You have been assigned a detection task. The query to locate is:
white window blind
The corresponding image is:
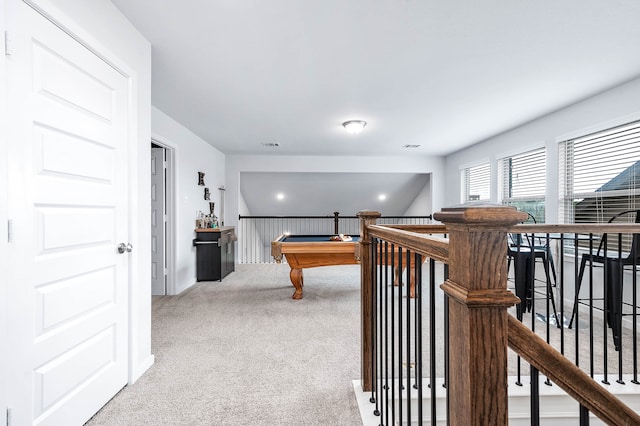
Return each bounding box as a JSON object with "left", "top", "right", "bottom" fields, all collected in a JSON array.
[
  {"left": 499, "top": 147, "right": 546, "bottom": 222},
  {"left": 559, "top": 120, "right": 640, "bottom": 224},
  {"left": 462, "top": 162, "right": 490, "bottom": 202}
]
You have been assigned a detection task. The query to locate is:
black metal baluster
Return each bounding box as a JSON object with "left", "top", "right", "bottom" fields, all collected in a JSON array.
[
  {"left": 603, "top": 234, "right": 610, "bottom": 385},
  {"left": 529, "top": 233, "right": 536, "bottom": 336},
  {"left": 587, "top": 234, "right": 595, "bottom": 379},
  {"left": 429, "top": 258, "right": 437, "bottom": 425},
  {"left": 574, "top": 234, "right": 580, "bottom": 368},
  {"left": 414, "top": 254, "right": 420, "bottom": 391},
  {"left": 531, "top": 366, "right": 540, "bottom": 426},
  {"left": 416, "top": 254, "right": 423, "bottom": 426},
  {"left": 373, "top": 239, "right": 382, "bottom": 419},
  {"left": 397, "top": 247, "right": 403, "bottom": 424},
  {"left": 559, "top": 235, "right": 565, "bottom": 356},
  {"left": 371, "top": 238, "right": 378, "bottom": 412},
  {"left": 390, "top": 244, "right": 396, "bottom": 425},
  {"left": 443, "top": 263, "right": 449, "bottom": 425},
  {"left": 575, "top": 234, "right": 590, "bottom": 420},
  {"left": 543, "top": 232, "right": 553, "bottom": 387},
  {"left": 515, "top": 234, "right": 523, "bottom": 387},
  {"left": 545, "top": 236, "right": 551, "bottom": 340},
  {"left": 633, "top": 248, "right": 639, "bottom": 385},
  {"left": 617, "top": 233, "right": 625, "bottom": 385},
  {"left": 579, "top": 404, "right": 590, "bottom": 425},
  {"left": 405, "top": 249, "right": 411, "bottom": 425},
  {"left": 383, "top": 241, "right": 390, "bottom": 426}
]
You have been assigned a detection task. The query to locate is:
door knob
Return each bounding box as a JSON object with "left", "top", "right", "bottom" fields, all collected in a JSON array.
[{"left": 118, "top": 243, "right": 133, "bottom": 254}]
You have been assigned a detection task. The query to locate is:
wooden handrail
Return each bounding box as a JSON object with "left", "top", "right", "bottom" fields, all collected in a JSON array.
[
  {"left": 359, "top": 206, "right": 640, "bottom": 424},
  {"left": 366, "top": 224, "right": 449, "bottom": 262},
  {"left": 510, "top": 223, "right": 640, "bottom": 234},
  {"left": 374, "top": 223, "right": 448, "bottom": 234},
  {"left": 508, "top": 315, "right": 640, "bottom": 425}
]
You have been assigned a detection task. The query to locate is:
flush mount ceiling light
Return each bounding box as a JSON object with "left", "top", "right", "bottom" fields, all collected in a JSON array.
[{"left": 342, "top": 120, "right": 367, "bottom": 134}]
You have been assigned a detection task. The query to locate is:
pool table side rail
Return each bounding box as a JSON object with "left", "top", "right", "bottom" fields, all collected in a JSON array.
[{"left": 271, "top": 234, "right": 361, "bottom": 263}]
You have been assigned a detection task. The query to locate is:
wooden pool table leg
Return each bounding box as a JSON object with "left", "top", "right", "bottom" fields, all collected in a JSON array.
[
  {"left": 290, "top": 267, "right": 304, "bottom": 300},
  {"left": 393, "top": 266, "right": 416, "bottom": 299},
  {"left": 408, "top": 268, "right": 416, "bottom": 299}
]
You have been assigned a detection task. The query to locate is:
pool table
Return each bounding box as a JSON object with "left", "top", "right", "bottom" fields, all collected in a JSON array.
[
  {"left": 271, "top": 234, "right": 419, "bottom": 300},
  {"left": 271, "top": 234, "right": 361, "bottom": 299}
]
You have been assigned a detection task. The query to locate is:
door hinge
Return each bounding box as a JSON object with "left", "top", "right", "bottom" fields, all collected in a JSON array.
[
  {"left": 7, "top": 220, "right": 13, "bottom": 243},
  {"left": 4, "top": 31, "right": 12, "bottom": 56}
]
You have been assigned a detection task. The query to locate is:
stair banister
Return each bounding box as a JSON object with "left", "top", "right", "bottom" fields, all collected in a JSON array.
[
  {"left": 358, "top": 209, "right": 381, "bottom": 392},
  {"left": 432, "top": 204, "right": 526, "bottom": 425}
]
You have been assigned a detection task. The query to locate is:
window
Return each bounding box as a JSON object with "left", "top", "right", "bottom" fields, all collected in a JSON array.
[
  {"left": 462, "top": 162, "right": 490, "bottom": 202},
  {"left": 499, "top": 147, "right": 546, "bottom": 223},
  {"left": 559, "top": 120, "right": 640, "bottom": 224}
]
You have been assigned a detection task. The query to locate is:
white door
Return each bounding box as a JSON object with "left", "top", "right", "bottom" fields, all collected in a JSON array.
[
  {"left": 6, "top": 1, "right": 130, "bottom": 424},
  {"left": 151, "top": 146, "right": 166, "bottom": 295}
]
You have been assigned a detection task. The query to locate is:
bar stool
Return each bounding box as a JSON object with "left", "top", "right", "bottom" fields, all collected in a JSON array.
[
  {"left": 508, "top": 213, "right": 558, "bottom": 322},
  {"left": 568, "top": 210, "right": 640, "bottom": 351}
]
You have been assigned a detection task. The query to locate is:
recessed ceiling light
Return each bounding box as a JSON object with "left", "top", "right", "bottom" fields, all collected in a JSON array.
[
  {"left": 276, "top": 193, "right": 285, "bottom": 200},
  {"left": 378, "top": 194, "right": 387, "bottom": 201},
  {"left": 342, "top": 120, "right": 367, "bottom": 134}
]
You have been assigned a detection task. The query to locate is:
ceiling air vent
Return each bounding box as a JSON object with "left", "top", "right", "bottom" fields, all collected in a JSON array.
[
  {"left": 403, "top": 144, "right": 421, "bottom": 149},
  {"left": 261, "top": 142, "right": 280, "bottom": 148}
]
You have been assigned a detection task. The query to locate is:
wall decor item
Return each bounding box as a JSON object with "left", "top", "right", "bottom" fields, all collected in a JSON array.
[
  {"left": 204, "top": 187, "right": 210, "bottom": 200},
  {"left": 218, "top": 186, "right": 225, "bottom": 226},
  {"left": 198, "top": 172, "right": 205, "bottom": 186},
  {"left": 209, "top": 202, "right": 215, "bottom": 214}
]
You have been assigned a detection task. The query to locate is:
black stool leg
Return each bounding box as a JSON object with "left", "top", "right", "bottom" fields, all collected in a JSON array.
[{"left": 568, "top": 255, "right": 589, "bottom": 329}]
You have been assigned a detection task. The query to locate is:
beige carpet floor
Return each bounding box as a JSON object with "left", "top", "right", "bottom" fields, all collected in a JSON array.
[
  {"left": 85, "top": 262, "right": 637, "bottom": 425},
  {"left": 86, "top": 263, "right": 365, "bottom": 426}
]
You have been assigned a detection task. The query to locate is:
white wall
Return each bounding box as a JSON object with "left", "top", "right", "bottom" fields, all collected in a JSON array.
[
  {"left": 152, "top": 107, "right": 226, "bottom": 294},
  {"left": 236, "top": 193, "right": 265, "bottom": 263},
  {"left": 1, "top": 0, "right": 153, "bottom": 383},
  {"left": 443, "top": 76, "right": 640, "bottom": 222},
  {"left": 226, "top": 154, "right": 445, "bottom": 228},
  {"left": 0, "top": 1, "right": 7, "bottom": 419},
  {"left": 403, "top": 176, "right": 432, "bottom": 217}
]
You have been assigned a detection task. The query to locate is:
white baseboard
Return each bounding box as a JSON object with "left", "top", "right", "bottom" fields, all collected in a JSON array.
[
  {"left": 354, "top": 375, "right": 640, "bottom": 425},
  {"left": 129, "top": 354, "right": 155, "bottom": 384}
]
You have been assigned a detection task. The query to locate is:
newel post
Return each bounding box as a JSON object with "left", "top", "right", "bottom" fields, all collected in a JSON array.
[
  {"left": 433, "top": 205, "right": 526, "bottom": 425},
  {"left": 358, "top": 210, "right": 381, "bottom": 392}
]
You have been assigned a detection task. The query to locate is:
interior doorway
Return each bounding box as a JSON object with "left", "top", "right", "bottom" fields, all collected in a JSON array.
[
  {"left": 151, "top": 141, "right": 175, "bottom": 295},
  {"left": 6, "top": 1, "right": 131, "bottom": 421}
]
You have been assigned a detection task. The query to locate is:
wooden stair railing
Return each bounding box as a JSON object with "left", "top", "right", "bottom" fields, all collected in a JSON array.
[
  {"left": 434, "top": 204, "right": 525, "bottom": 425},
  {"left": 508, "top": 315, "right": 640, "bottom": 425},
  {"left": 357, "top": 211, "right": 449, "bottom": 392},
  {"left": 358, "top": 205, "right": 640, "bottom": 425}
]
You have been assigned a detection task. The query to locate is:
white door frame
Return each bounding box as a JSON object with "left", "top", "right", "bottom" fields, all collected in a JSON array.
[
  {"left": 6, "top": 1, "right": 133, "bottom": 422},
  {"left": 11, "top": 0, "right": 154, "bottom": 388},
  {"left": 1, "top": 0, "right": 9, "bottom": 419},
  {"left": 151, "top": 137, "right": 177, "bottom": 295},
  {"left": 11, "top": 0, "right": 150, "bottom": 386}
]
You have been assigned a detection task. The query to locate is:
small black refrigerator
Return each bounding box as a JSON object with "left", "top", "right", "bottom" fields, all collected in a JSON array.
[{"left": 193, "top": 227, "right": 236, "bottom": 281}]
